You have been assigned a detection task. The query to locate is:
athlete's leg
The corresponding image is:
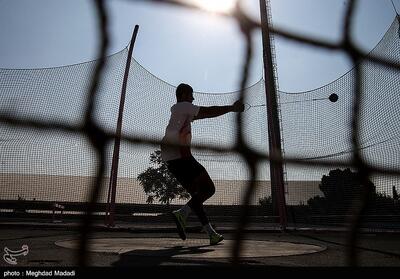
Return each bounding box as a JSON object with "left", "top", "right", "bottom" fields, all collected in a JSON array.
[
  {"left": 187, "top": 170, "right": 223, "bottom": 244},
  {"left": 187, "top": 170, "right": 215, "bottom": 225},
  {"left": 166, "top": 157, "right": 222, "bottom": 244}
]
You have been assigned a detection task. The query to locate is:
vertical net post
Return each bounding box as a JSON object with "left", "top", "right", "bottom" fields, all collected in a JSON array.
[
  {"left": 105, "top": 25, "right": 140, "bottom": 227},
  {"left": 259, "top": 0, "right": 287, "bottom": 229}
]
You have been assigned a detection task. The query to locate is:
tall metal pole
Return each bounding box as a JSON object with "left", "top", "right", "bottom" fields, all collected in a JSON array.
[
  {"left": 259, "top": 0, "right": 287, "bottom": 229},
  {"left": 106, "top": 25, "right": 139, "bottom": 227}
]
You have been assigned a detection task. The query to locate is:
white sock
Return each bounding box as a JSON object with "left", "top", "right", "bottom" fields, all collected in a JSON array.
[
  {"left": 203, "top": 223, "right": 217, "bottom": 236},
  {"left": 178, "top": 203, "right": 191, "bottom": 220}
]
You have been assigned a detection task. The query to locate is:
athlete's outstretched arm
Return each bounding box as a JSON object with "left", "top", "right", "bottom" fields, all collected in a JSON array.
[{"left": 194, "top": 100, "right": 244, "bottom": 120}]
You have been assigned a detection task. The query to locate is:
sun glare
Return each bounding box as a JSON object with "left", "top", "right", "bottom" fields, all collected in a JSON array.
[{"left": 191, "top": 0, "right": 237, "bottom": 14}]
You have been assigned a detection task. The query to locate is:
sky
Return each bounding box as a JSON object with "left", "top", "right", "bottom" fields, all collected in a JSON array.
[{"left": 0, "top": 0, "right": 398, "bottom": 93}]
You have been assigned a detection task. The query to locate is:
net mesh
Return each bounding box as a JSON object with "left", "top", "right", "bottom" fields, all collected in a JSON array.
[
  {"left": 0, "top": 15, "right": 399, "bottom": 227},
  {"left": 280, "top": 17, "right": 400, "bottom": 220}
]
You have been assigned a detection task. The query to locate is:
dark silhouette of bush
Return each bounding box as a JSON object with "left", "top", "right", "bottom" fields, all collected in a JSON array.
[
  {"left": 258, "top": 196, "right": 273, "bottom": 214},
  {"left": 307, "top": 168, "right": 399, "bottom": 215}
]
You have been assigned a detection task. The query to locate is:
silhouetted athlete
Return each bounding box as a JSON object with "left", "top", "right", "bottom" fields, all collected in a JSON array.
[{"left": 161, "top": 83, "right": 244, "bottom": 245}]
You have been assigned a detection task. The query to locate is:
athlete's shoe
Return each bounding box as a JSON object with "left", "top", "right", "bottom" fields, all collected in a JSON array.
[
  {"left": 172, "top": 210, "right": 186, "bottom": 240},
  {"left": 209, "top": 233, "right": 224, "bottom": 245}
]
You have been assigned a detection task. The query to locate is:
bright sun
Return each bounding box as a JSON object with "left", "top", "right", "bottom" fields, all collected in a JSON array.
[{"left": 191, "top": 0, "right": 237, "bottom": 14}]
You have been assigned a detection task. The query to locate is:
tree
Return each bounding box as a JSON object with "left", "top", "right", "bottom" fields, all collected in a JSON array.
[
  {"left": 259, "top": 196, "right": 272, "bottom": 207},
  {"left": 137, "top": 150, "right": 190, "bottom": 205},
  {"left": 259, "top": 196, "right": 273, "bottom": 214},
  {"left": 299, "top": 168, "right": 400, "bottom": 221},
  {"left": 307, "top": 168, "right": 377, "bottom": 214}
]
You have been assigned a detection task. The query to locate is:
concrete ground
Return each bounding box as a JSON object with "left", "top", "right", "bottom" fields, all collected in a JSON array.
[{"left": 1, "top": 221, "right": 400, "bottom": 270}]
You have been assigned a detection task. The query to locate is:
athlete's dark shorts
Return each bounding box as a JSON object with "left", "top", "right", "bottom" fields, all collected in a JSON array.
[{"left": 166, "top": 156, "right": 206, "bottom": 191}]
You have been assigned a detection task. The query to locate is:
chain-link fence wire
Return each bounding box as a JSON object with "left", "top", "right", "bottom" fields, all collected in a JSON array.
[{"left": 1, "top": 0, "right": 400, "bottom": 266}]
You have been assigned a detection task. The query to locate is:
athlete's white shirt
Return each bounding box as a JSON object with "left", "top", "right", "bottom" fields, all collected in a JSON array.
[{"left": 161, "top": 102, "right": 200, "bottom": 161}]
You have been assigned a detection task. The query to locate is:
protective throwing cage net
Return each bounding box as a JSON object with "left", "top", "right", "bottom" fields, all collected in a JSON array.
[{"left": 0, "top": 16, "right": 399, "bottom": 227}]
